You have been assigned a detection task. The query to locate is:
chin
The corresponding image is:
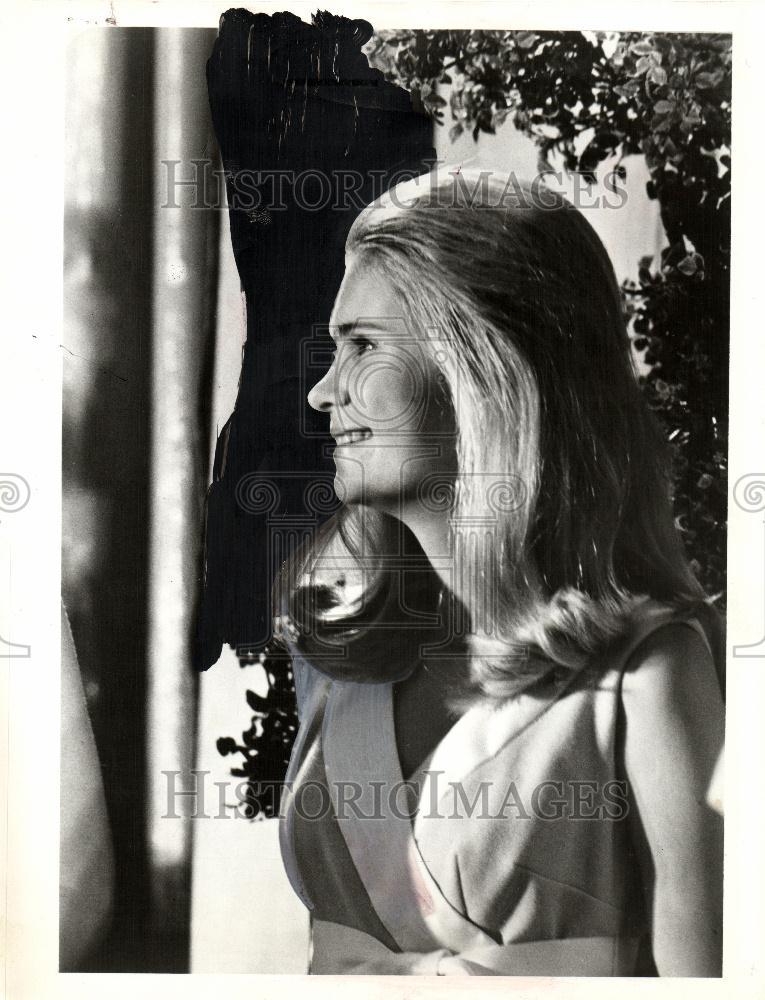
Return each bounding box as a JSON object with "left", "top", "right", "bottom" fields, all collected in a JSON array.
[
  {"left": 333, "top": 468, "right": 416, "bottom": 510},
  {"left": 333, "top": 472, "right": 361, "bottom": 506}
]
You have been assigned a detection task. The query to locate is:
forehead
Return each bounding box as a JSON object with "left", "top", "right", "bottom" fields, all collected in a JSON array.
[{"left": 330, "top": 256, "right": 405, "bottom": 327}]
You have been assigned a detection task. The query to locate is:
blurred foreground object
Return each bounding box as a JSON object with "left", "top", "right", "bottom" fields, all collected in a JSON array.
[
  {"left": 707, "top": 744, "right": 724, "bottom": 815},
  {"left": 60, "top": 599, "right": 115, "bottom": 969}
]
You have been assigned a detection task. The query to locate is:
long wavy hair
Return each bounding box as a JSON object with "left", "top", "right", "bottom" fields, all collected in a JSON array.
[{"left": 274, "top": 168, "right": 722, "bottom": 704}]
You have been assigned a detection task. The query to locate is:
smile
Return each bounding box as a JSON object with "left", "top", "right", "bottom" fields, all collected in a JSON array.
[{"left": 334, "top": 428, "right": 373, "bottom": 446}]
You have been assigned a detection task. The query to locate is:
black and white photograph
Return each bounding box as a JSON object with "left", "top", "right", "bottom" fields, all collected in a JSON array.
[{"left": 3, "top": 1, "right": 764, "bottom": 994}]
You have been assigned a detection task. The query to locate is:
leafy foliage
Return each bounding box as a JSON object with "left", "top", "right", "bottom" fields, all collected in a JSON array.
[
  {"left": 367, "top": 29, "right": 730, "bottom": 605},
  {"left": 217, "top": 641, "right": 297, "bottom": 819}
]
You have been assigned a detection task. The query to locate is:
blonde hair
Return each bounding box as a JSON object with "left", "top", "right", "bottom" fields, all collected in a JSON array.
[{"left": 276, "top": 169, "right": 721, "bottom": 702}]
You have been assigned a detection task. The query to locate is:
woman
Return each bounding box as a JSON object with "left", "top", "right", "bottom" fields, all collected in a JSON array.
[{"left": 274, "top": 169, "right": 724, "bottom": 976}]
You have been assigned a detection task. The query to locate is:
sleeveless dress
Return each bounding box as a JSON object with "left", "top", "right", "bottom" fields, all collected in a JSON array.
[{"left": 278, "top": 604, "right": 717, "bottom": 976}]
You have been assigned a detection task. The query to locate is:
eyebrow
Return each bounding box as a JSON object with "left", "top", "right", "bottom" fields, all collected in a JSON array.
[{"left": 329, "top": 319, "right": 401, "bottom": 340}]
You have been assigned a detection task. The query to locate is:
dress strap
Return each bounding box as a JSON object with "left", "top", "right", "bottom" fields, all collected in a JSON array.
[{"left": 610, "top": 605, "right": 715, "bottom": 679}]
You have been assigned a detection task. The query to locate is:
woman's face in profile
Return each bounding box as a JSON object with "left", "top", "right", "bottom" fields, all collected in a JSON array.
[{"left": 308, "top": 255, "right": 456, "bottom": 510}]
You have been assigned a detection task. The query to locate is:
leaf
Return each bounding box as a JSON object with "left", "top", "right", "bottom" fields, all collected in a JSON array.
[
  {"left": 677, "top": 254, "right": 698, "bottom": 276},
  {"left": 653, "top": 99, "right": 674, "bottom": 114},
  {"left": 424, "top": 91, "right": 447, "bottom": 107},
  {"left": 634, "top": 55, "right": 653, "bottom": 76},
  {"left": 449, "top": 122, "right": 464, "bottom": 142},
  {"left": 515, "top": 31, "right": 539, "bottom": 49},
  {"left": 648, "top": 65, "right": 668, "bottom": 86},
  {"left": 216, "top": 737, "right": 238, "bottom": 757},
  {"left": 538, "top": 122, "right": 561, "bottom": 139},
  {"left": 695, "top": 70, "right": 720, "bottom": 89},
  {"left": 246, "top": 690, "right": 270, "bottom": 713},
  {"left": 630, "top": 39, "right": 655, "bottom": 55}
]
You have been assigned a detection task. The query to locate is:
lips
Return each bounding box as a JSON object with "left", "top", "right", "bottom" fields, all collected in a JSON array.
[{"left": 333, "top": 427, "right": 373, "bottom": 446}]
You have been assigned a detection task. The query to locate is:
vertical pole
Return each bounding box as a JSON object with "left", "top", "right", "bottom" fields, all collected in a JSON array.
[{"left": 146, "top": 26, "right": 218, "bottom": 968}]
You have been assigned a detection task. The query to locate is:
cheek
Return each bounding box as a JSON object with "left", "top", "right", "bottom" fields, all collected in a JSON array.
[{"left": 352, "top": 363, "right": 421, "bottom": 429}]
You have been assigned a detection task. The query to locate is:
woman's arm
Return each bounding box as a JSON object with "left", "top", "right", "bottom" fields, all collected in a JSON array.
[{"left": 621, "top": 622, "right": 724, "bottom": 977}]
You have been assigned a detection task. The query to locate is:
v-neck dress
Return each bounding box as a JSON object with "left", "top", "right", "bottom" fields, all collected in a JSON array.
[{"left": 277, "top": 604, "right": 716, "bottom": 976}]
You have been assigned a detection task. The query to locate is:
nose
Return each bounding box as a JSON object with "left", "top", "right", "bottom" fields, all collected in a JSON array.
[{"left": 307, "top": 352, "right": 347, "bottom": 413}]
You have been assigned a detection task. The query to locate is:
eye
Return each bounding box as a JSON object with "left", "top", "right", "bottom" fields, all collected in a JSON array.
[
  {"left": 350, "top": 336, "right": 376, "bottom": 355},
  {"left": 327, "top": 336, "right": 376, "bottom": 365}
]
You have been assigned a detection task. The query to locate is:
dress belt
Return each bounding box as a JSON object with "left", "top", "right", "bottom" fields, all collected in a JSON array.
[{"left": 310, "top": 918, "right": 639, "bottom": 976}]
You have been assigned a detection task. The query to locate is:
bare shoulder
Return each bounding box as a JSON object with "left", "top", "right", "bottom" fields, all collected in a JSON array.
[
  {"left": 620, "top": 618, "right": 724, "bottom": 788},
  {"left": 617, "top": 618, "right": 724, "bottom": 977},
  {"left": 621, "top": 619, "right": 721, "bottom": 712}
]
